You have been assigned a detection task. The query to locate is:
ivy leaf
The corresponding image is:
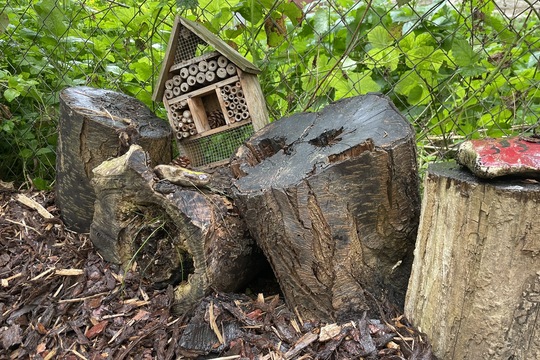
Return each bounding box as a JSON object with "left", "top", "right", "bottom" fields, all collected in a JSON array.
[
  {"left": 4, "top": 88, "right": 20, "bottom": 102},
  {"left": 451, "top": 39, "right": 480, "bottom": 67}
]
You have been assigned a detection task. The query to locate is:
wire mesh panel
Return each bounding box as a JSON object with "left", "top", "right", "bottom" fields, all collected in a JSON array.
[
  {"left": 174, "top": 25, "right": 212, "bottom": 63},
  {"left": 177, "top": 123, "right": 254, "bottom": 168}
]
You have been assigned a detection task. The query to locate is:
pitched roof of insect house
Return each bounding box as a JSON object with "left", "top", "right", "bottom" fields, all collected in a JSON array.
[{"left": 153, "top": 16, "right": 261, "bottom": 102}]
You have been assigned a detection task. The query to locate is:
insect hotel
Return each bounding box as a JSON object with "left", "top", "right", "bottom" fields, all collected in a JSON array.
[{"left": 153, "top": 16, "right": 270, "bottom": 168}]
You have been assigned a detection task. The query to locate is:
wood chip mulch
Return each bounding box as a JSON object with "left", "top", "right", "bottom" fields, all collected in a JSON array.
[{"left": 0, "top": 191, "right": 437, "bottom": 360}]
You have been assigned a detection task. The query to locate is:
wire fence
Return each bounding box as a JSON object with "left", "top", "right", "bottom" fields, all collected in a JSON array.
[{"left": 1, "top": 0, "right": 539, "bottom": 188}]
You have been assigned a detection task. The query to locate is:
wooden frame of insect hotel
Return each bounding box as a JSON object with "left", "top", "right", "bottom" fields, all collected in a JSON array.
[{"left": 153, "top": 16, "right": 270, "bottom": 168}]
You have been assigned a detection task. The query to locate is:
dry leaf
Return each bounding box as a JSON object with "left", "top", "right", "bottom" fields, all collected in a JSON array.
[{"left": 85, "top": 320, "right": 109, "bottom": 339}]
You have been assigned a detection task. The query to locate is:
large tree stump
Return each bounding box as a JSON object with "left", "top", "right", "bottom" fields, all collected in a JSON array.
[
  {"left": 231, "top": 94, "right": 420, "bottom": 322},
  {"left": 56, "top": 86, "right": 172, "bottom": 233},
  {"left": 405, "top": 162, "right": 540, "bottom": 359},
  {"left": 90, "top": 145, "right": 261, "bottom": 313}
]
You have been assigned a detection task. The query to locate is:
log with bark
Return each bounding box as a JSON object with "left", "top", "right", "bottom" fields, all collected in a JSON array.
[
  {"left": 405, "top": 162, "right": 540, "bottom": 359},
  {"left": 230, "top": 94, "right": 421, "bottom": 322},
  {"left": 56, "top": 86, "right": 172, "bottom": 233},
  {"left": 89, "top": 145, "right": 262, "bottom": 313}
]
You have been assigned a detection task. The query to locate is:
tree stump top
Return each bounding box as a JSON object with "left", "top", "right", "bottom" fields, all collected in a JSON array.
[
  {"left": 231, "top": 94, "right": 415, "bottom": 191},
  {"left": 429, "top": 161, "right": 540, "bottom": 193},
  {"left": 231, "top": 94, "right": 420, "bottom": 321},
  {"left": 60, "top": 86, "right": 170, "bottom": 138}
]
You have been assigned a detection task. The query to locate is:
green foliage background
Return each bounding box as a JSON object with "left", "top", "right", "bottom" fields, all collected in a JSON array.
[{"left": 0, "top": 0, "right": 538, "bottom": 189}]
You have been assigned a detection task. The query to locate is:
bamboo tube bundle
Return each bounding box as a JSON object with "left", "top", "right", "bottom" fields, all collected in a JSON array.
[
  {"left": 165, "top": 73, "right": 196, "bottom": 99},
  {"left": 220, "top": 82, "right": 250, "bottom": 123},
  {"left": 167, "top": 100, "right": 196, "bottom": 140}
]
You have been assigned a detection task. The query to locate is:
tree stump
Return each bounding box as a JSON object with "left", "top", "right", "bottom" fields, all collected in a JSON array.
[
  {"left": 405, "top": 162, "right": 540, "bottom": 360},
  {"left": 56, "top": 86, "right": 172, "bottom": 233},
  {"left": 231, "top": 94, "right": 421, "bottom": 322},
  {"left": 90, "top": 145, "right": 261, "bottom": 313}
]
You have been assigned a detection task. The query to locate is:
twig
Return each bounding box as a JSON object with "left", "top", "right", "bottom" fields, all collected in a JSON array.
[
  {"left": 3, "top": 218, "right": 41, "bottom": 235},
  {"left": 15, "top": 193, "right": 54, "bottom": 219},
  {"left": 1, "top": 272, "right": 22, "bottom": 287},
  {"left": 105, "top": 0, "right": 129, "bottom": 8},
  {"left": 58, "top": 291, "right": 115, "bottom": 304},
  {"left": 30, "top": 267, "right": 56, "bottom": 281}
]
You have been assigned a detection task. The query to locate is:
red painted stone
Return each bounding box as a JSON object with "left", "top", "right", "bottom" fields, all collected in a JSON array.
[{"left": 456, "top": 136, "right": 540, "bottom": 178}]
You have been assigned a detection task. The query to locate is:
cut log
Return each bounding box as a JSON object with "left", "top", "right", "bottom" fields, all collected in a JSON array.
[
  {"left": 231, "top": 94, "right": 421, "bottom": 322},
  {"left": 90, "top": 145, "right": 261, "bottom": 313},
  {"left": 56, "top": 86, "right": 172, "bottom": 233},
  {"left": 405, "top": 162, "right": 540, "bottom": 360}
]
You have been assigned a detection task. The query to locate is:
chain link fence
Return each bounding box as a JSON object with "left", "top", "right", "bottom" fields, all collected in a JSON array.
[{"left": 1, "top": 0, "right": 539, "bottom": 188}]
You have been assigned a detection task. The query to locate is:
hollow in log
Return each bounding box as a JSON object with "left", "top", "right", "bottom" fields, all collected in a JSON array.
[
  {"left": 90, "top": 145, "right": 261, "bottom": 313},
  {"left": 405, "top": 162, "right": 540, "bottom": 359},
  {"left": 231, "top": 94, "right": 421, "bottom": 322}
]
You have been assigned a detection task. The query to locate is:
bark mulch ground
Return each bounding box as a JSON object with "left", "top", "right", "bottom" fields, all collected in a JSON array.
[{"left": 0, "top": 190, "right": 436, "bottom": 359}]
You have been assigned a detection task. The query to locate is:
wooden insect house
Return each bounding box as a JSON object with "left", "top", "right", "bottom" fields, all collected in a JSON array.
[{"left": 153, "top": 16, "right": 270, "bottom": 168}]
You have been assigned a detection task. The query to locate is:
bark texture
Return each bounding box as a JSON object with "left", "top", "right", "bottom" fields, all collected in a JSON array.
[
  {"left": 56, "top": 86, "right": 172, "bottom": 232},
  {"left": 231, "top": 94, "right": 420, "bottom": 322},
  {"left": 405, "top": 162, "right": 540, "bottom": 360},
  {"left": 90, "top": 145, "right": 261, "bottom": 313}
]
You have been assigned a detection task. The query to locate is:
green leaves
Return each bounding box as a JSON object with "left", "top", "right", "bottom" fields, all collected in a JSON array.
[
  {"left": 34, "top": 0, "right": 67, "bottom": 38},
  {"left": 0, "top": 12, "right": 8, "bottom": 34},
  {"left": 451, "top": 39, "right": 480, "bottom": 67},
  {"left": 368, "top": 26, "right": 394, "bottom": 49},
  {"left": 3, "top": 88, "right": 19, "bottom": 102},
  {"left": 2, "top": 0, "right": 539, "bottom": 187}
]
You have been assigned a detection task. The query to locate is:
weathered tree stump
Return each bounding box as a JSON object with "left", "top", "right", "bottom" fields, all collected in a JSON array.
[
  {"left": 56, "top": 86, "right": 172, "bottom": 233},
  {"left": 405, "top": 162, "right": 540, "bottom": 360},
  {"left": 231, "top": 94, "right": 420, "bottom": 322},
  {"left": 90, "top": 145, "right": 261, "bottom": 313}
]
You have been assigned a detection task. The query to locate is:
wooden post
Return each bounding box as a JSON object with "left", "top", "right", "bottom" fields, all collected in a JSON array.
[{"left": 405, "top": 162, "right": 540, "bottom": 360}]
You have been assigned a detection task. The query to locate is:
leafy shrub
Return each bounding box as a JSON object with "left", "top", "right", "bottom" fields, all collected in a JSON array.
[{"left": 0, "top": 0, "right": 538, "bottom": 187}]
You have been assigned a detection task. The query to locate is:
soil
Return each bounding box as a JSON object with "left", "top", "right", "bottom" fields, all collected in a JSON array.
[{"left": 0, "top": 190, "right": 436, "bottom": 359}]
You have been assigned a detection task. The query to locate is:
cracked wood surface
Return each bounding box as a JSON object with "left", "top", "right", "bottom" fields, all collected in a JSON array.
[{"left": 231, "top": 94, "right": 421, "bottom": 322}]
